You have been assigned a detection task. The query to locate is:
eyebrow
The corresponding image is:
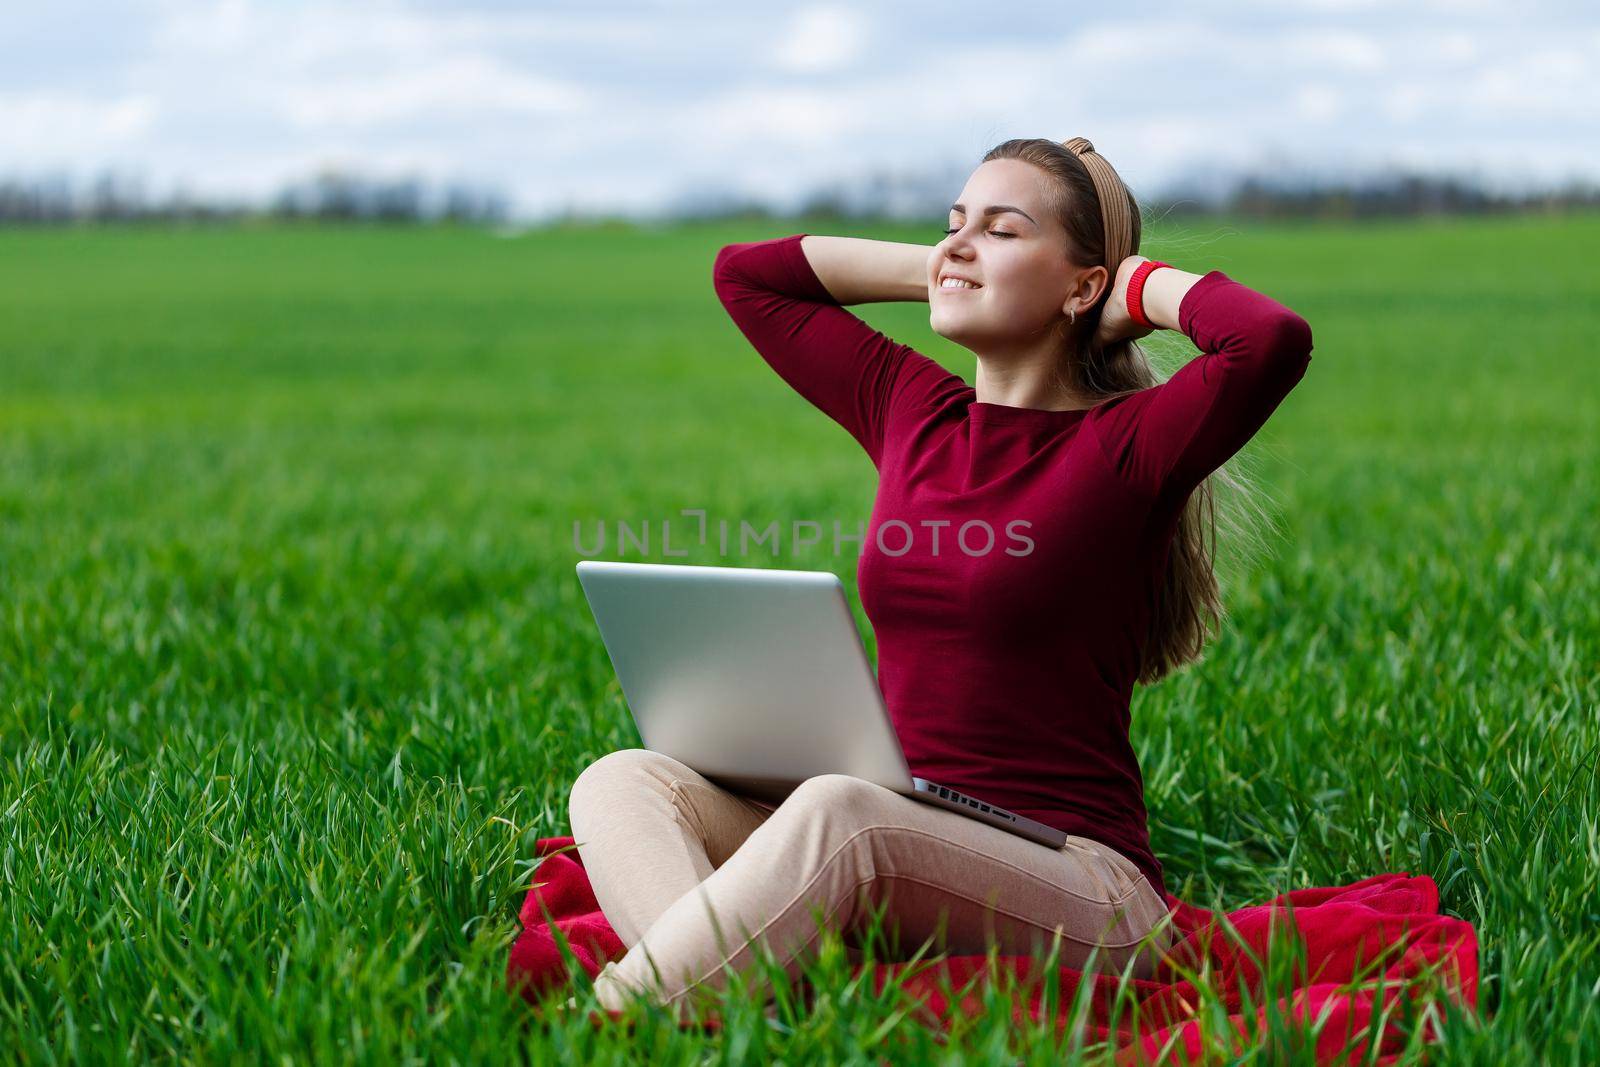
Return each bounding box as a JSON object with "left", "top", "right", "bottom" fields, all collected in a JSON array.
[{"left": 949, "top": 203, "right": 1038, "bottom": 226}]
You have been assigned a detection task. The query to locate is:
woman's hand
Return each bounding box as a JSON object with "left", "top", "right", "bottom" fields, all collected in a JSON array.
[{"left": 1094, "top": 255, "right": 1158, "bottom": 348}]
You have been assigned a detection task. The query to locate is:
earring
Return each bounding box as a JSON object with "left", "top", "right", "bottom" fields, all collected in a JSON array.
[{"left": 1069, "top": 307, "right": 1077, "bottom": 325}]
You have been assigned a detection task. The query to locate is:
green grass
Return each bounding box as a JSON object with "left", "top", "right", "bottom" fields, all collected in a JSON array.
[{"left": 2, "top": 212, "right": 1597, "bottom": 1063}]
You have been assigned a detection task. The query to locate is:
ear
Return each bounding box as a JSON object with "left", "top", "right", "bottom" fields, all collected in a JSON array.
[{"left": 1078, "top": 264, "right": 1110, "bottom": 308}]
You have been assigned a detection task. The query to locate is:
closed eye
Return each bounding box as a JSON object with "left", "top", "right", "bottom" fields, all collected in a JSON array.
[{"left": 942, "top": 228, "right": 1016, "bottom": 238}]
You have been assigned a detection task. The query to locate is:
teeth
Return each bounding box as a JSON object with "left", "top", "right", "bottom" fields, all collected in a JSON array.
[{"left": 941, "top": 278, "right": 979, "bottom": 289}]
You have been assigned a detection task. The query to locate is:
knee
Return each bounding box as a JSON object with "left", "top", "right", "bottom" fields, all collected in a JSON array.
[
  {"left": 751, "top": 775, "right": 898, "bottom": 886},
  {"left": 775, "top": 774, "right": 893, "bottom": 837},
  {"left": 789, "top": 773, "right": 884, "bottom": 809},
  {"left": 569, "top": 747, "right": 684, "bottom": 815}
]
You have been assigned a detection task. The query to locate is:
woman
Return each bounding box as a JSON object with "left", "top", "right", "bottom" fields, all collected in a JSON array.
[{"left": 567, "top": 136, "right": 1315, "bottom": 1014}]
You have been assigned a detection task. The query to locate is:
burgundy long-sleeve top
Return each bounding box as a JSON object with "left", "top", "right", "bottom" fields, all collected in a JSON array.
[{"left": 712, "top": 233, "right": 1314, "bottom": 903}]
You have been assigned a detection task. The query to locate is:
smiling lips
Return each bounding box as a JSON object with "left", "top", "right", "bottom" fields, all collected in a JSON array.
[{"left": 938, "top": 274, "right": 983, "bottom": 293}]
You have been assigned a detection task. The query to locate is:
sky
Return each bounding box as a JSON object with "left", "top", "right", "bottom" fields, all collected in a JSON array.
[{"left": 3, "top": 0, "right": 1597, "bottom": 220}]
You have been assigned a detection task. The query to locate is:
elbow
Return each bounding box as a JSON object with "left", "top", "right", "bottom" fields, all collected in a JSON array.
[
  {"left": 712, "top": 243, "right": 736, "bottom": 282},
  {"left": 1260, "top": 307, "right": 1312, "bottom": 385},
  {"left": 1271, "top": 311, "right": 1314, "bottom": 370},
  {"left": 712, "top": 242, "right": 750, "bottom": 295}
]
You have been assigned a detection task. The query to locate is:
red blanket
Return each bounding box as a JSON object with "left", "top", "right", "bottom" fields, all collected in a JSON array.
[{"left": 508, "top": 837, "right": 1479, "bottom": 1063}]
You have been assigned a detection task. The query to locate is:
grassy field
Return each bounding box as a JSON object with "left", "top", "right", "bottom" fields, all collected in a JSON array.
[{"left": 2, "top": 213, "right": 1597, "bottom": 1063}]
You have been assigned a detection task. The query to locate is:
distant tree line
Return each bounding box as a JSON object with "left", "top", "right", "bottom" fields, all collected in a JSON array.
[
  {"left": 674, "top": 163, "right": 1600, "bottom": 224},
  {"left": 5, "top": 163, "right": 1598, "bottom": 227},
  {"left": 0, "top": 169, "right": 509, "bottom": 225},
  {"left": 1155, "top": 169, "right": 1600, "bottom": 221}
]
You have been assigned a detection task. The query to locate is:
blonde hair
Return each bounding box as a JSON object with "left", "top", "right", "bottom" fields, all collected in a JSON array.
[{"left": 981, "top": 136, "right": 1280, "bottom": 683}]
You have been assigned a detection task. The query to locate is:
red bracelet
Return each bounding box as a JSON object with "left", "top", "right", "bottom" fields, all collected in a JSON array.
[{"left": 1125, "top": 259, "right": 1172, "bottom": 330}]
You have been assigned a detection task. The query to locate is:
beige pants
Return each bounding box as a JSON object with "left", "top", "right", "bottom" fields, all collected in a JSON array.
[{"left": 568, "top": 748, "right": 1176, "bottom": 1013}]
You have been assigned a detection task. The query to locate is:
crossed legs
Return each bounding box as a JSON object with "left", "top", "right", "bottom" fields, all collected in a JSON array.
[{"left": 568, "top": 748, "right": 1173, "bottom": 1013}]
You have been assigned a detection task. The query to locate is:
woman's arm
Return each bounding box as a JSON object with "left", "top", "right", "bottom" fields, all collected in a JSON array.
[
  {"left": 1139, "top": 265, "right": 1207, "bottom": 331},
  {"left": 713, "top": 234, "right": 960, "bottom": 467},
  {"left": 1094, "top": 255, "right": 1205, "bottom": 345},
  {"left": 798, "top": 236, "right": 931, "bottom": 305},
  {"left": 1088, "top": 257, "right": 1315, "bottom": 505}
]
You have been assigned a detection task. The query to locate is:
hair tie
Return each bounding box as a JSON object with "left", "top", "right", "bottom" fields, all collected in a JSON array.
[{"left": 1061, "top": 137, "right": 1136, "bottom": 274}]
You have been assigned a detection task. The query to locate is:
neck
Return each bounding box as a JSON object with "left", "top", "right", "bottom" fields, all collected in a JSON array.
[{"left": 973, "top": 343, "right": 1095, "bottom": 411}]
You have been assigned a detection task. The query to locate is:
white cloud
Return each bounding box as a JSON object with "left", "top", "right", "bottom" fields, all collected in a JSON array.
[
  {"left": 0, "top": 92, "right": 158, "bottom": 161},
  {"left": 277, "top": 56, "right": 589, "bottom": 129},
  {"left": 698, "top": 86, "right": 865, "bottom": 148},
  {"left": 3, "top": 2, "right": 1597, "bottom": 217},
  {"left": 1465, "top": 47, "right": 1598, "bottom": 117},
  {"left": 1431, "top": 30, "right": 1481, "bottom": 64},
  {"left": 1293, "top": 84, "right": 1346, "bottom": 122},
  {"left": 1381, "top": 83, "right": 1433, "bottom": 123},
  {"left": 1283, "top": 29, "right": 1386, "bottom": 72},
  {"left": 773, "top": 5, "right": 869, "bottom": 74}
]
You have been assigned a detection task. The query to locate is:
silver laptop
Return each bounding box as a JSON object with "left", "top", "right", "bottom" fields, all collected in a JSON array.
[{"left": 574, "top": 559, "right": 1068, "bottom": 849}]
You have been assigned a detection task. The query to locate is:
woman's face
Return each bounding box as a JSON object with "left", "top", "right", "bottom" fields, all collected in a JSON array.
[{"left": 927, "top": 159, "right": 1101, "bottom": 352}]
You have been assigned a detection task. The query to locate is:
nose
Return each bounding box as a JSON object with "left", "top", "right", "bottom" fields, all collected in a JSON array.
[{"left": 940, "top": 236, "right": 974, "bottom": 265}]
